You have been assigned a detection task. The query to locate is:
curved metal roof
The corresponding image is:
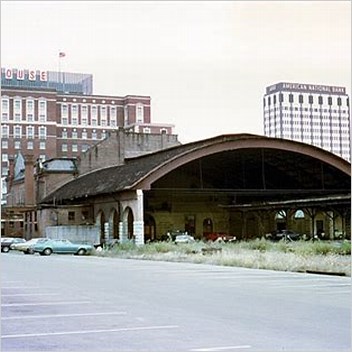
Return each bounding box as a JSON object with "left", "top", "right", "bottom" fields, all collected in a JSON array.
[{"left": 41, "top": 134, "right": 351, "bottom": 205}]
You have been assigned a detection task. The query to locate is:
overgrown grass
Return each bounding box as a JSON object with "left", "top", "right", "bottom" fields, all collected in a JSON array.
[{"left": 94, "top": 239, "right": 351, "bottom": 276}]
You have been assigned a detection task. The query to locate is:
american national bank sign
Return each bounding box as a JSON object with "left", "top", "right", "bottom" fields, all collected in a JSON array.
[{"left": 3, "top": 68, "right": 48, "bottom": 82}]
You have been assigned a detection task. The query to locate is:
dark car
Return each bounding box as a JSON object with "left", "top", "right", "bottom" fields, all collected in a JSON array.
[
  {"left": 265, "top": 230, "right": 301, "bottom": 242},
  {"left": 1, "top": 237, "right": 26, "bottom": 253}
]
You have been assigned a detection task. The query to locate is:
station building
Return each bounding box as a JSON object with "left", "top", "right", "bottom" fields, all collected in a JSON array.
[{"left": 4, "top": 132, "right": 351, "bottom": 243}]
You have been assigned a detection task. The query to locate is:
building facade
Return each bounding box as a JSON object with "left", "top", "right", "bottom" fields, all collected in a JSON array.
[
  {"left": 1, "top": 67, "right": 176, "bottom": 204},
  {"left": 263, "top": 82, "right": 350, "bottom": 162}
]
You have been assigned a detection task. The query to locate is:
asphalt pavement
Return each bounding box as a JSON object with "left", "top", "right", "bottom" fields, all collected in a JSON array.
[{"left": 1, "top": 252, "right": 351, "bottom": 352}]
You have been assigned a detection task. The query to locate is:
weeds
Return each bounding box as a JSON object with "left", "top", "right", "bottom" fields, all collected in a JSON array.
[{"left": 94, "top": 239, "right": 351, "bottom": 276}]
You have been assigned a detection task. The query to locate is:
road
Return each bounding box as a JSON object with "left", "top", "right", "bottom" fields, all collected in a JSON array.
[{"left": 1, "top": 252, "right": 351, "bottom": 352}]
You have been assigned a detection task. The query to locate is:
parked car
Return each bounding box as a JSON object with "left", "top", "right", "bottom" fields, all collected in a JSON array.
[
  {"left": 174, "top": 234, "right": 195, "bottom": 244},
  {"left": 204, "top": 232, "right": 236, "bottom": 242},
  {"left": 1, "top": 238, "right": 26, "bottom": 253},
  {"left": 265, "top": 229, "right": 301, "bottom": 242},
  {"left": 32, "top": 239, "right": 94, "bottom": 256},
  {"left": 11, "top": 238, "right": 49, "bottom": 254}
]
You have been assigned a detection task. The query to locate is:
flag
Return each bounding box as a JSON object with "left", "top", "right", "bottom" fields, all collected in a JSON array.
[{"left": 59, "top": 52, "right": 66, "bottom": 58}]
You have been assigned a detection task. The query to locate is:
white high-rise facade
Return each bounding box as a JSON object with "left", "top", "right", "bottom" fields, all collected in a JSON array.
[{"left": 263, "top": 82, "right": 350, "bottom": 162}]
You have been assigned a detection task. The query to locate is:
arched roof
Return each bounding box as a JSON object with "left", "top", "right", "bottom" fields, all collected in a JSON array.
[{"left": 41, "top": 134, "right": 350, "bottom": 205}]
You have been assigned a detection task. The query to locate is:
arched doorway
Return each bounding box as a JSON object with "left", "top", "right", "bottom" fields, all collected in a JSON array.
[
  {"left": 203, "top": 218, "right": 213, "bottom": 237},
  {"left": 96, "top": 210, "right": 106, "bottom": 244},
  {"left": 109, "top": 208, "right": 119, "bottom": 240},
  {"left": 123, "top": 207, "right": 134, "bottom": 240},
  {"left": 144, "top": 213, "right": 156, "bottom": 242}
]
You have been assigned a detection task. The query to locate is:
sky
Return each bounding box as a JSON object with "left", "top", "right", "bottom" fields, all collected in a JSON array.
[{"left": 1, "top": 1, "right": 351, "bottom": 144}]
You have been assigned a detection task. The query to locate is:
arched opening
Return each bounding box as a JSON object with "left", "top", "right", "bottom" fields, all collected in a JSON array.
[
  {"left": 96, "top": 210, "right": 106, "bottom": 244},
  {"left": 144, "top": 213, "right": 156, "bottom": 242},
  {"left": 109, "top": 208, "right": 119, "bottom": 240},
  {"left": 275, "top": 210, "right": 286, "bottom": 231},
  {"left": 126, "top": 207, "right": 134, "bottom": 240},
  {"left": 203, "top": 218, "right": 213, "bottom": 237}
]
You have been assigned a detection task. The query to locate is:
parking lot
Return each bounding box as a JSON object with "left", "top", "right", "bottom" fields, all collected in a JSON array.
[{"left": 1, "top": 252, "right": 351, "bottom": 351}]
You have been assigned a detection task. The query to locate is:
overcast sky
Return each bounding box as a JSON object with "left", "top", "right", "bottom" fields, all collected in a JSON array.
[{"left": 1, "top": 1, "right": 351, "bottom": 144}]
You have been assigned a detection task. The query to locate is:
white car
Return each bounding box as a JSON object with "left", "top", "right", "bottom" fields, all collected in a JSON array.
[
  {"left": 11, "top": 238, "right": 49, "bottom": 254},
  {"left": 174, "top": 234, "right": 195, "bottom": 244}
]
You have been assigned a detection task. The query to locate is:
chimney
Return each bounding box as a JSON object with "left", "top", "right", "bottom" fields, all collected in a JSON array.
[{"left": 24, "top": 155, "right": 35, "bottom": 206}]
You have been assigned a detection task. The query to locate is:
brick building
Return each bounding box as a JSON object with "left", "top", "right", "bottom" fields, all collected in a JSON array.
[{"left": 1, "top": 67, "right": 176, "bottom": 204}]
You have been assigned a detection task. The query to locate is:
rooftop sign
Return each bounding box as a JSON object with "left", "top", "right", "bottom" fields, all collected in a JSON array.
[
  {"left": 266, "top": 82, "right": 346, "bottom": 95},
  {"left": 2, "top": 68, "right": 48, "bottom": 82}
]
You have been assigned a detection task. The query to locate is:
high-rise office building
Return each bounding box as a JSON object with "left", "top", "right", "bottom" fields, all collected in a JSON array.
[{"left": 263, "top": 82, "right": 350, "bottom": 162}]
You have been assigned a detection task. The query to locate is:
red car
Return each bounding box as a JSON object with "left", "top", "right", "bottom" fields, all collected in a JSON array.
[{"left": 204, "top": 232, "right": 236, "bottom": 242}]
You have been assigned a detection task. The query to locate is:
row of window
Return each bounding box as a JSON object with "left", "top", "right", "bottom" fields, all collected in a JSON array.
[
  {"left": 61, "top": 129, "right": 107, "bottom": 140},
  {"left": 61, "top": 144, "right": 90, "bottom": 153},
  {"left": 61, "top": 103, "right": 144, "bottom": 123},
  {"left": 264, "top": 93, "right": 349, "bottom": 106},
  {"left": 1, "top": 125, "right": 47, "bottom": 139},
  {"left": 265, "top": 106, "right": 349, "bottom": 114},
  {"left": 266, "top": 120, "right": 349, "bottom": 128},
  {"left": 2, "top": 140, "right": 47, "bottom": 152},
  {"left": 60, "top": 115, "right": 117, "bottom": 128}
]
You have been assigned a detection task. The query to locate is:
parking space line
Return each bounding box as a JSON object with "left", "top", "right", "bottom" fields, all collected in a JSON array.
[
  {"left": 1, "top": 324, "right": 179, "bottom": 338},
  {"left": 2, "top": 301, "right": 91, "bottom": 307},
  {"left": 2, "top": 311, "right": 127, "bottom": 320},
  {"left": 190, "top": 345, "right": 251, "bottom": 351},
  {"left": 2, "top": 293, "right": 59, "bottom": 297}
]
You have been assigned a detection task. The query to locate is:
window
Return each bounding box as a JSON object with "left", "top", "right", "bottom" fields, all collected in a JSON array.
[
  {"left": 2, "top": 140, "right": 8, "bottom": 149},
  {"left": 38, "top": 99, "right": 47, "bottom": 122},
  {"left": 2, "top": 125, "right": 9, "bottom": 138},
  {"left": 26, "top": 126, "right": 35, "bottom": 139},
  {"left": 61, "top": 104, "right": 68, "bottom": 124},
  {"left": 72, "top": 129, "right": 78, "bottom": 139},
  {"left": 2, "top": 153, "right": 8, "bottom": 162},
  {"left": 100, "top": 106, "right": 107, "bottom": 119},
  {"left": 14, "top": 98, "right": 22, "bottom": 121},
  {"left": 92, "top": 130, "right": 97, "bottom": 139},
  {"left": 143, "top": 127, "right": 151, "bottom": 133},
  {"left": 71, "top": 104, "right": 78, "bottom": 125},
  {"left": 39, "top": 126, "right": 47, "bottom": 139},
  {"left": 2, "top": 98, "right": 9, "bottom": 111},
  {"left": 26, "top": 99, "right": 35, "bottom": 121},
  {"left": 289, "top": 94, "right": 293, "bottom": 103},
  {"left": 299, "top": 95, "right": 303, "bottom": 104},
  {"left": 318, "top": 96, "right": 323, "bottom": 105},
  {"left": 82, "top": 144, "right": 89, "bottom": 152},
  {"left": 91, "top": 105, "right": 97, "bottom": 125},
  {"left": 2, "top": 98, "right": 9, "bottom": 121},
  {"left": 328, "top": 97, "right": 332, "bottom": 106},
  {"left": 14, "top": 141, "right": 21, "bottom": 149},
  {"left": 82, "top": 130, "right": 87, "bottom": 139},
  {"left": 279, "top": 93, "right": 283, "bottom": 103},
  {"left": 39, "top": 155, "right": 46, "bottom": 161},
  {"left": 68, "top": 212, "right": 75, "bottom": 221},
  {"left": 72, "top": 144, "right": 78, "bottom": 152},
  {"left": 62, "top": 144, "right": 68, "bottom": 152},
  {"left": 27, "top": 141, "right": 34, "bottom": 150},
  {"left": 81, "top": 105, "right": 88, "bottom": 125},
  {"left": 62, "top": 129, "right": 67, "bottom": 138},
  {"left": 101, "top": 130, "right": 107, "bottom": 139},
  {"left": 39, "top": 141, "right": 46, "bottom": 150},
  {"left": 124, "top": 106, "right": 129, "bottom": 125},
  {"left": 110, "top": 106, "right": 117, "bottom": 119},
  {"left": 136, "top": 103, "right": 144, "bottom": 123},
  {"left": 14, "top": 125, "right": 22, "bottom": 138}
]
